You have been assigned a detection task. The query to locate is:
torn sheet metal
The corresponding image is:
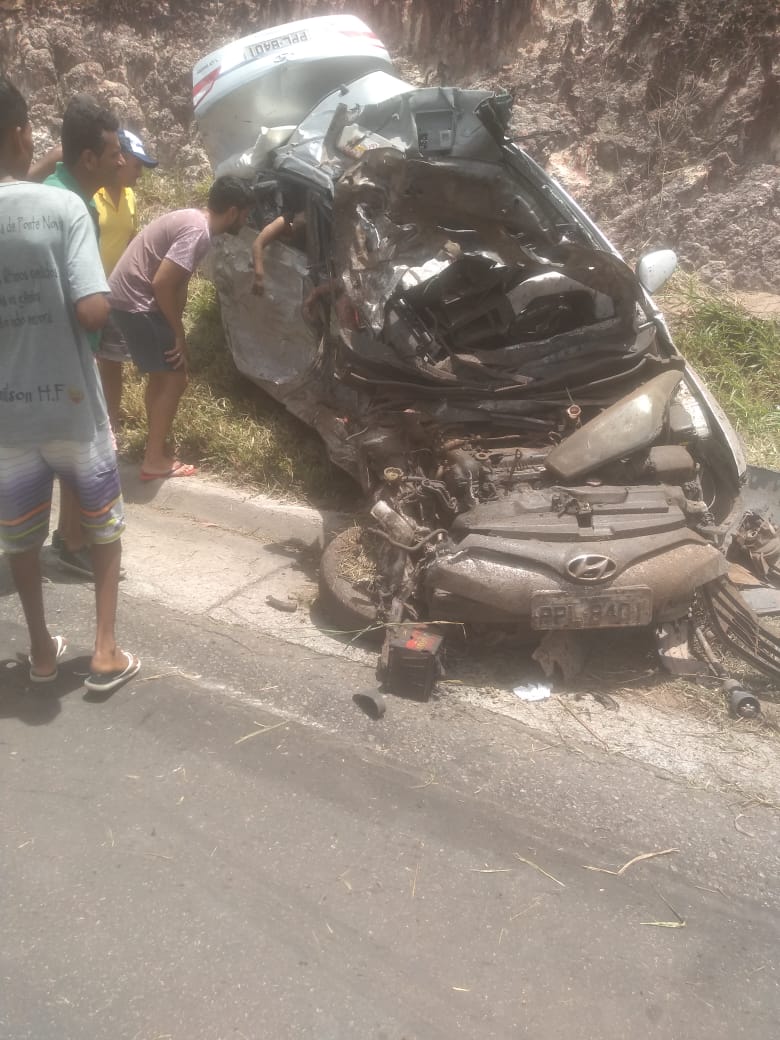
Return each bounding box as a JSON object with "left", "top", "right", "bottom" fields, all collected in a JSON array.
[
  {"left": 532, "top": 630, "right": 589, "bottom": 681},
  {"left": 206, "top": 230, "right": 314, "bottom": 390},
  {"left": 731, "top": 510, "right": 780, "bottom": 584},
  {"left": 743, "top": 466, "right": 780, "bottom": 527},
  {"left": 740, "top": 587, "right": 780, "bottom": 617},
  {"left": 656, "top": 619, "right": 709, "bottom": 676}
]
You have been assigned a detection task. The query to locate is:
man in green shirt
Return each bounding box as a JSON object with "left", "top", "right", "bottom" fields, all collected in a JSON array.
[{"left": 43, "top": 95, "right": 124, "bottom": 579}]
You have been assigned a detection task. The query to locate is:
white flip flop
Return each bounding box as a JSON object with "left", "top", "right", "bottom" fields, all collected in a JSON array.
[
  {"left": 29, "top": 635, "right": 68, "bottom": 684},
  {"left": 84, "top": 651, "right": 141, "bottom": 694}
]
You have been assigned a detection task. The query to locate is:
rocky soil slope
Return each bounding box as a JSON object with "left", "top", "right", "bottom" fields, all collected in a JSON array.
[{"left": 1, "top": 0, "right": 778, "bottom": 289}]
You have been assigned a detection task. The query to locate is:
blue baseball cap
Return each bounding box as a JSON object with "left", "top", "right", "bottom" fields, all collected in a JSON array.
[{"left": 118, "top": 129, "right": 158, "bottom": 167}]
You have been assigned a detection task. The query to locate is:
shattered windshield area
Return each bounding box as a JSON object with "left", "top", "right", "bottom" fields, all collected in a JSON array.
[
  {"left": 331, "top": 150, "right": 652, "bottom": 407},
  {"left": 273, "top": 85, "right": 662, "bottom": 423}
]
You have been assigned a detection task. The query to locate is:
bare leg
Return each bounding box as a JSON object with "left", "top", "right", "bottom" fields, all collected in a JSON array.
[
  {"left": 89, "top": 539, "right": 132, "bottom": 674},
  {"left": 57, "top": 482, "right": 86, "bottom": 551},
  {"left": 9, "top": 547, "right": 58, "bottom": 676},
  {"left": 143, "top": 370, "right": 188, "bottom": 473},
  {"left": 98, "top": 358, "right": 124, "bottom": 430}
]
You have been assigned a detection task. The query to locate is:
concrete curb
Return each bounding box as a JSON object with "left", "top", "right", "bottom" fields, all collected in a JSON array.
[{"left": 119, "top": 462, "right": 350, "bottom": 548}]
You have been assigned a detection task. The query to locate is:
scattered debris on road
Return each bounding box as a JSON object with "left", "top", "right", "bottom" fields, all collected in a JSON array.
[
  {"left": 512, "top": 683, "right": 552, "bottom": 702},
  {"left": 266, "top": 594, "right": 299, "bottom": 613},
  {"left": 582, "top": 847, "right": 679, "bottom": 877}
]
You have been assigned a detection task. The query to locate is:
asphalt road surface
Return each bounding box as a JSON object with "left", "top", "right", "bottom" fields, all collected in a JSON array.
[{"left": 2, "top": 542, "right": 779, "bottom": 1040}]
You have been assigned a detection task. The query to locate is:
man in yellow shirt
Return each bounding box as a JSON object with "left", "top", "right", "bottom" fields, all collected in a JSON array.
[{"left": 94, "top": 129, "right": 158, "bottom": 427}]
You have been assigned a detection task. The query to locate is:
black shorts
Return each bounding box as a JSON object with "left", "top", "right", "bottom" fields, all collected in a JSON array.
[{"left": 112, "top": 309, "right": 178, "bottom": 373}]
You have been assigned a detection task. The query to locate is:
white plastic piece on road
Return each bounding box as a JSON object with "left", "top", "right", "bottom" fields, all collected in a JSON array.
[{"left": 512, "top": 683, "right": 552, "bottom": 702}]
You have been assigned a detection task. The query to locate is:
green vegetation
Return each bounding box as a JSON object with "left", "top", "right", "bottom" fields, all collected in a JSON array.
[
  {"left": 664, "top": 276, "right": 780, "bottom": 468},
  {"left": 120, "top": 174, "right": 778, "bottom": 504},
  {"left": 135, "top": 170, "right": 210, "bottom": 224}
]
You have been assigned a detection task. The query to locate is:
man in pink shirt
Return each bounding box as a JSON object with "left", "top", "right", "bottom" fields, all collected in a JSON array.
[{"left": 109, "top": 175, "right": 253, "bottom": 479}]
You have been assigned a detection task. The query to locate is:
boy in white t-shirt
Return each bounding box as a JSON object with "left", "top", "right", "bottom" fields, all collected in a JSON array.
[{"left": 0, "top": 76, "right": 140, "bottom": 694}]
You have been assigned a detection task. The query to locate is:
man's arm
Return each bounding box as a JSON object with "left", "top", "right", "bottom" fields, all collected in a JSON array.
[
  {"left": 27, "top": 144, "right": 63, "bottom": 184},
  {"left": 152, "top": 258, "right": 191, "bottom": 369},
  {"left": 75, "top": 293, "right": 110, "bottom": 332},
  {"left": 251, "top": 215, "right": 287, "bottom": 295}
]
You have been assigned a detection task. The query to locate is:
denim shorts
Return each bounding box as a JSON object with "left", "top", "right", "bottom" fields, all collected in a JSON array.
[
  {"left": 0, "top": 430, "right": 125, "bottom": 554},
  {"left": 112, "top": 309, "right": 178, "bottom": 373}
]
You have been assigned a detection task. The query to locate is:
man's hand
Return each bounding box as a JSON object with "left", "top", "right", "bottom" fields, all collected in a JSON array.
[
  {"left": 165, "top": 337, "right": 188, "bottom": 370},
  {"left": 152, "top": 258, "right": 192, "bottom": 361},
  {"left": 252, "top": 270, "right": 265, "bottom": 296}
]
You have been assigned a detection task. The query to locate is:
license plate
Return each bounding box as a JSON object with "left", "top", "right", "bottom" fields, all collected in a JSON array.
[
  {"left": 531, "top": 587, "right": 653, "bottom": 630},
  {"left": 244, "top": 29, "right": 309, "bottom": 60}
]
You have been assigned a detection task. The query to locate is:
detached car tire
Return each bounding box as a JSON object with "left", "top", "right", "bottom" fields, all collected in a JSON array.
[{"left": 319, "top": 528, "right": 381, "bottom": 634}]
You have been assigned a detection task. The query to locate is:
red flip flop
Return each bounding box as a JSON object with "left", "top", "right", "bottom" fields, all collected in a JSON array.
[{"left": 140, "top": 462, "right": 198, "bottom": 481}]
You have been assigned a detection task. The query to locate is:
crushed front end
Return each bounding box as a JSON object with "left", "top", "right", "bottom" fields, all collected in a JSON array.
[{"left": 307, "top": 90, "right": 748, "bottom": 658}]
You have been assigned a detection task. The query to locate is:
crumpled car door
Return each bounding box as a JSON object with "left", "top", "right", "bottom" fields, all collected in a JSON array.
[{"left": 206, "top": 231, "right": 316, "bottom": 396}]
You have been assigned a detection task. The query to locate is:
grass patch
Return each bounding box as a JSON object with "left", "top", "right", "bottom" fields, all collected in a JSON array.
[
  {"left": 661, "top": 276, "right": 780, "bottom": 468},
  {"left": 135, "top": 168, "right": 210, "bottom": 223}
]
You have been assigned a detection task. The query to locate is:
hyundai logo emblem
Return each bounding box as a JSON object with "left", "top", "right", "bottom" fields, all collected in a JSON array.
[{"left": 566, "top": 553, "right": 618, "bottom": 582}]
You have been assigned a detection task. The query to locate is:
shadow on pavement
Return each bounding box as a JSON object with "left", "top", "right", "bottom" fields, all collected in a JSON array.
[{"left": 0, "top": 654, "right": 93, "bottom": 726}]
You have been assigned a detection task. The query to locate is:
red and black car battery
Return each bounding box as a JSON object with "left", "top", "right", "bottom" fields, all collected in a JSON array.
[{"left": 383, "top": 624, "right": 444, "bottom": 700}]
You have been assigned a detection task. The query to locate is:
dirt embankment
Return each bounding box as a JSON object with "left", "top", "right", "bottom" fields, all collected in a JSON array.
[{"left": 1, "top": 0, "right": 778, "bottom": 290}]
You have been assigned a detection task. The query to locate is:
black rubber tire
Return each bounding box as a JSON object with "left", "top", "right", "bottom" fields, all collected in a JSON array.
[{"left": 318, "top": 528, "right": 381, "bottom": 635}]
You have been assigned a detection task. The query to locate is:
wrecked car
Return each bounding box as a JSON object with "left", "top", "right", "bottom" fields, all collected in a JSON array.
[{"left": 194, "top": 17, "right": 780, "bottom": 686}]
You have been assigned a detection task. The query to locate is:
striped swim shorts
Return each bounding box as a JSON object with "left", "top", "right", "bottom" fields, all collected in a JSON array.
[
  {"left": 0, "top": 428, "right": 125, "bottom": 555},
  {"left": 96, "top": 312, "right": 132, "bottom": 364}
]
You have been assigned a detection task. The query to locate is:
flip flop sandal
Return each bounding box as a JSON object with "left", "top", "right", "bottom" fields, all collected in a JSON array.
[
  {"left": 139, "top": 462, "right": 197, "bottom": 481},
  {"left": 28, "top": 635, "right": 68, "bottom": 684},
  {"left": 84, "top": 651, "right": 141, "bottom": 694}
]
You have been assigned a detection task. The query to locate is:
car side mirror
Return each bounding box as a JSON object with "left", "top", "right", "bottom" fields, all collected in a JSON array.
[{"left": 636, "top": 249, "right": 678, "bottom": 294}]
